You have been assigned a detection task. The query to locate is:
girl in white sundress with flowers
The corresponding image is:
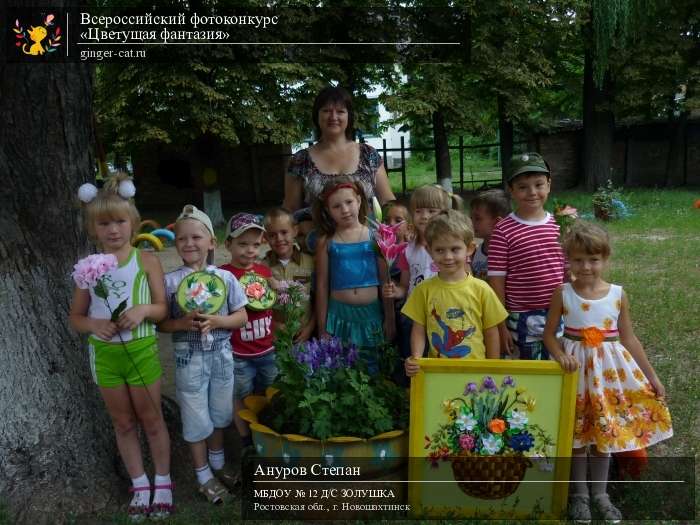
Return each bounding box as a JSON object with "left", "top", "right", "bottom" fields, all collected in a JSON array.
[{"left": 543, "top": 221, "right": 672, "bottom": 523}]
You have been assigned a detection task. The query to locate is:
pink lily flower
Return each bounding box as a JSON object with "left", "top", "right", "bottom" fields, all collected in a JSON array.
[{"left": 368, "top": 217, "right": 408, "bottom": 268}]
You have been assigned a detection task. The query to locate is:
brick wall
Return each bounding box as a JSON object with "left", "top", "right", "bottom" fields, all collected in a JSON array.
[
  {"left": 537, "top": 130, "right": 580, "bottom": 191},
  {"left": 686, "top": 123, "right": 700, "bottom": 186},
  {"left": 534, "top": 119, "right": 700, "bottom": 187}
]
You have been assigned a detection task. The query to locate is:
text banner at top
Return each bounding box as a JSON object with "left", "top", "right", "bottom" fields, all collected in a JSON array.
[{"left": 5, "top": 6, "right": 470, "bottom": 64}]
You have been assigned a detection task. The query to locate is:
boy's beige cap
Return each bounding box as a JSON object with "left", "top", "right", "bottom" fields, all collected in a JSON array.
[{"left": 176, "top": 205, "right": 215, "bottom": 237}]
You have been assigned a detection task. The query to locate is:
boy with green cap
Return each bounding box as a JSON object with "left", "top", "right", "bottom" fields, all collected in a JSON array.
[{"left": 487, "top": 152, "right": 565, "bottom": 359}]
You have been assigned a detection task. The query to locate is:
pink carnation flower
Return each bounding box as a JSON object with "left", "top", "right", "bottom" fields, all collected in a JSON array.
[
  {"left": 459, "top": 433, "right": 475, "bottom": 451},
  {"left": 71, "top": 253, "right": 118, "bottom": 289}
]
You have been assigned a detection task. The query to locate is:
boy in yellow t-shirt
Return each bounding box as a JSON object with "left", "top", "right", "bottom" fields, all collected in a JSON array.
[{"left": 403, "top": 210, "right": 507, "bottom": 376}]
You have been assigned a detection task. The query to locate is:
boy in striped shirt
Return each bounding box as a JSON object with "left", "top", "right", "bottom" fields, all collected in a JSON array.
[{"left": 487, "top": 152, "right": 565, "bottom": 359}]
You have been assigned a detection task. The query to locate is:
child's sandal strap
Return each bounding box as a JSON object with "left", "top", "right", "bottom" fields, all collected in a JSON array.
[
  {"left": 150, "top": 502, "right": 175, "bottom": 515},
  {"left": 153, "top": 483, "right": 176, "bottom": 490},
  {"left": 127, "top": 503, "right": 150, "bottom": 522},
  {"left": 128, "top": 486, "right": 152, "bottom": 493}
]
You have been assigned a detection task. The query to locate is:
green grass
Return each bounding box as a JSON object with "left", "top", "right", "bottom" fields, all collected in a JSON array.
[{"left": 388, "top": 151, "right": 503, "bottom": 195}]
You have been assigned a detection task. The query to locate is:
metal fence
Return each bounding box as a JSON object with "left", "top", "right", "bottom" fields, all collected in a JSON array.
[{"left": 283, "top": 136, "right": 528, "bottom": 197}]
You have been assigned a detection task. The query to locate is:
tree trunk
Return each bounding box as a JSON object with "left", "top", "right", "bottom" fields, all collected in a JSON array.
[
  {"left": 432, "top": 109, "right": 452, "bottom": 192},
  {"left": 0, "top": 15, "right": 120, "bottom": 522},
  {"left": 665, "top": 110, "right": 687, "bottom": 187},
  {"left": 583, "top": 49, "right": 615, "bottom": 191},
  {"left": 497, "top": 95, "right": 514, "bottom": 187},
  {"left": 92, "top": 113, "right": 109, "bottom": 181}
]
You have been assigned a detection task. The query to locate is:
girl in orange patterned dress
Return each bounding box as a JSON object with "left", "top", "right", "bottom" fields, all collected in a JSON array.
[{"left": 543, "top": 221, "right": 672, "bottom": 523}]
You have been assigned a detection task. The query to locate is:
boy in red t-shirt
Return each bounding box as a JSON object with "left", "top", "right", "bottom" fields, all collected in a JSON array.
[
  {"left": 220, "top": 213, "right": 276, "bottom": 452},
  {"left": 487, "top": 153, "right": 566, "bottom": 360}
]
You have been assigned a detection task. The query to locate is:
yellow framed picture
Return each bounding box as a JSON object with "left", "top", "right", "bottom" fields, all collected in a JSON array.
[{"left": 408, "top": 359, "right": 577, "bottom": 520}]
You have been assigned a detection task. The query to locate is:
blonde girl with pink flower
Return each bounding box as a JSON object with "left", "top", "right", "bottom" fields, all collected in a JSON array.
[
  {"left": 69, "top": 173, "right": 172, "bottom": 521},
  {"left": 312, "top": 176, "right": 395, "bottom": 375}
]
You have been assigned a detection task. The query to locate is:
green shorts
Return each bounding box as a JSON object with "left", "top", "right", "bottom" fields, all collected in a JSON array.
[{"left": 88, "top": 335, "right": 162, "bottom": 388}]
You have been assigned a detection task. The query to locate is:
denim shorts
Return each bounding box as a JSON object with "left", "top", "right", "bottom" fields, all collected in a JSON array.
[
  {"left": 174, "top": 343, "right": 234, "bottom": 443},
  {"left": 234, "top": 352, "right": 278, "bottom": 400}
]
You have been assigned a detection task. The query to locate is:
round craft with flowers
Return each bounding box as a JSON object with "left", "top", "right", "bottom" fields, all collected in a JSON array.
[
  {"left": 239, "top": 272, "right": 276, "bottom": 311},
  {"left": 176, "top": 270, "right": 226, "bottom": 314}
]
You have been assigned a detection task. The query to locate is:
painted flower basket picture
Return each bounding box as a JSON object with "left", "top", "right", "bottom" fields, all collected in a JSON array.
[
  {"left": 408, "top": 359, "right": 577, "bottom": 520},
  {"left": 426, "top": 375, "right": 553, "bottom": 500}
]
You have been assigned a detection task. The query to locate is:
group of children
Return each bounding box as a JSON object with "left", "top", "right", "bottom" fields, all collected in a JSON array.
[{"left": 70, "top": 151, "right": 672, "bottom": 522}]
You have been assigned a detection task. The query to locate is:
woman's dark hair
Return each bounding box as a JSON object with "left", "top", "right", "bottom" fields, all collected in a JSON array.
[{"left": 312, "top": 86, "right": 354, "bottom": 141}]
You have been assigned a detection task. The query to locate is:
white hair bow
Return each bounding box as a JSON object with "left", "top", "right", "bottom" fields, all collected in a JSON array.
[{"left": 77, "top": 179, "right": 136, "bottom": 203}]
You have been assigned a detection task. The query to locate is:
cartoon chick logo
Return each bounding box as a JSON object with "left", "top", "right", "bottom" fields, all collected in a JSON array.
[{"left": 13, "top": 14, "right": 61, "bottom": 56}]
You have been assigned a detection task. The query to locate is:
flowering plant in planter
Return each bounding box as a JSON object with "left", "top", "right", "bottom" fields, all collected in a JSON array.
[
  {"left": 260, "top": 335, "right": 408, "bottom": 440},
  {"left": 425, "top": 375, "right": 553, "bottom": 464},
  {"left": 260, "top": 283, "right": 407, "bottom": 441},
  {"left": 592, "top": 180, "right": 629, "bottom": 221}
]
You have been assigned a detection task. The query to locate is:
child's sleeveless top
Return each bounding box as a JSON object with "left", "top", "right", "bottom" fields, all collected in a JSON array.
[
  {"left": 401, "top": 241, "right": 437, "bottom": 295},
  {"left": 328, "top": 231, "right": 380, "bottom": 291},
  {"left": 88, "top": 249, "right": 156, "bottom": 343},
  {"left": 561, "top": 282, "right": 673, "bottom": 452}
]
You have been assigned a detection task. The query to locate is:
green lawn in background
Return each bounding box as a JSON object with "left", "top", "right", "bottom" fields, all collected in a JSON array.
[{"left": 388, "top": 151, "right": 503, "bottom": 195}]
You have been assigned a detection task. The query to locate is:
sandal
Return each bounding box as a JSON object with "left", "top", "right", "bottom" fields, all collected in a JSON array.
[
  {"left": 127, "top": 486, "right": 151, "bottom": 523},
  {"left": 199, "top": 477, "right": 232, "bottom": 505},
  {"left": 150, "top": 482, "right": 176, "bottom": 521},
  {"left": 213, "top": 464, "right": 241, "bottom": 491},
  {"left": 568, "top": 493, "right": 592, "bottom": 524},
  {"left": 592, "top": 493, "right": 622, "bottom": 523}
]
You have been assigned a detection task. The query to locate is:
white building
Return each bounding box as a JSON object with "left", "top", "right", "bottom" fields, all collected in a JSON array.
[{"left": 358, "top": 94, "right": 412, "bottom": 169}]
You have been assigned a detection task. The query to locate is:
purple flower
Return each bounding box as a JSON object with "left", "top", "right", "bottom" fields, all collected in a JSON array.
[
  {"left": 481, "top": 376, "right": 498, "bottom": 393},
  {"left": 464, "top": 382, "right": 478, "bottom": 395},
  {"left": 502, "top": 376, "right": 515, "bottom": 388},
  {"left": 346, "top": 344, "right": 359, "bottom": 367},
  {"left": 293, "top": 336, "right": 361, "bottom": 375}
]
